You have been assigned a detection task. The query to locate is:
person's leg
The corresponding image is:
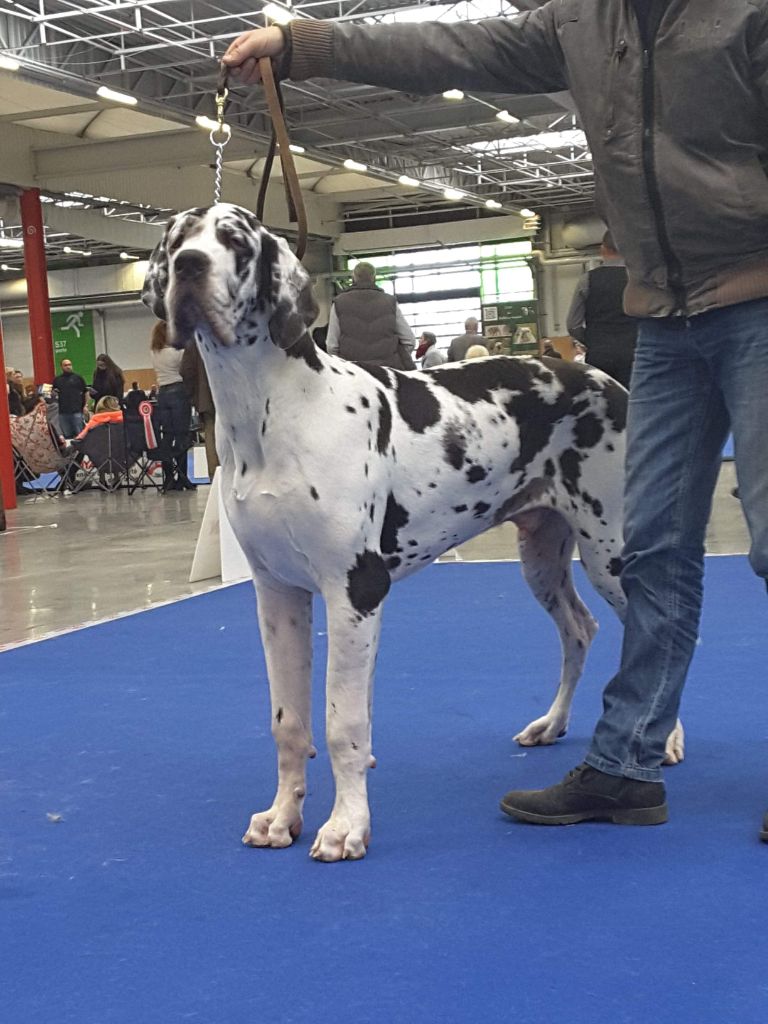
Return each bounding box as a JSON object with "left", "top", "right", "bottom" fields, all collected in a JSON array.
[
  {"left": 712, "top": 298, "right": 768, "bottom": 583},
  {"left": 585, "top": 317, "right": 729, "bottom": 781},
  {"left": 201, "top": 411, "right": 219, "bottom": 479},
  {"left": 59, "top": 413, "right": 76, "bottom": 439},
  {"left": 155, "top": 391, "right": 177, "bottom": 492},
  {"left": 702, "top": 299, "right": 768, "bottom": 843},
  {"left": 500, "top": 315, "right": 729, "bottom": 825},
  {"left": 168, "top": 388, "right": 195, "bottom": 489}
]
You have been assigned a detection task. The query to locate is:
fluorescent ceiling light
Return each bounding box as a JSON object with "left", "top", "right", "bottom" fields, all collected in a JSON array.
[
  {"left": 289, "top": 144, "right": 305, "bottom": 154},
  {"left": 368, "top": 1, "right": 510, "bottom": 26},
  {"left": 263, "top": 4, "right": 296, "bottom": 24},
  {"left": 443, "top": 187, "right": 464, "bottom": 201},
  {"left": 442, "top": 89, "right": 464, "bottom": 100},
  {"left": 63, "top": 245, "right": 92, "bottom": 256},
  {"left": 343, "top": 158, "right": 368, "bottom": 172},
  {"left": 97, "top": 85, "right": 138, "bottom": 106},
  {"left": 120, "top": 252, "right": 139, "bottom": 260},
  {"left": 485, "top": 199, "right": 502, "bottom": 209},
  {"left": 195, "top": 114, "right": 231, "bottom": 134},
  {"left": 398, "top": 175, "right": 420, "bottom": 187},
  {"left": 0, "top": 237, "right": 24, "bottom": 249},
  {"left": 496, "top": 110, "right": 520, "bottom": 124},
  {"left": 520, "top": 208, "right": 536, "bottom": 218},
  {"left": 469, "top": 129, "right": 588, "bottom": 155},
  {"left": 1, "top": 264, "right": 11, "bottom": 271},
  {"left": 0, "top": 55, "right": 20, "bottom": 71}
]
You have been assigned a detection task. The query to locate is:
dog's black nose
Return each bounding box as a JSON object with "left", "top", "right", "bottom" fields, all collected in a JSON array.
[{"left": 174, "top": 249, "right": 210, "bottom": 281}]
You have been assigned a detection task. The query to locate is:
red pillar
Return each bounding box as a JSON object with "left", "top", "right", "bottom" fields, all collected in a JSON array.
[
  {"left": 20, "top": 188, "right": 56, "bottom": 386},
  {"left": 0, "top": 317, "right": 18, "bottom": 512}
]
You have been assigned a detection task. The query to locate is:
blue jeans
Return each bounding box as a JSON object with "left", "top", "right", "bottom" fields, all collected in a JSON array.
[
  {"left": 586, "top": 298, "right": 768, "bottom": 782},
  {"left": 59, "top": 412, "right": 84, "bottom": 439}
]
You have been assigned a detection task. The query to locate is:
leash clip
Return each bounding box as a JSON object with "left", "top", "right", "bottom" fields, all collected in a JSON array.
[{"left": 210, "top": 72, "right": 231, "bottom": 203}]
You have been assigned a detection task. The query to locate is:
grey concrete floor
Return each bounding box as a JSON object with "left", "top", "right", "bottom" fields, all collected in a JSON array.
[{"left": 0, "top": 461, "right": 750, "bottom": 650}]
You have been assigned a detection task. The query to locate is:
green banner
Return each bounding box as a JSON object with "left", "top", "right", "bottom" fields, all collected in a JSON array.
[
  {"left": 481, "top": 300, "right": 539, "bottom": 355},
  {"left": 51, "top": 310, "right": 97, "bottom": 381}
]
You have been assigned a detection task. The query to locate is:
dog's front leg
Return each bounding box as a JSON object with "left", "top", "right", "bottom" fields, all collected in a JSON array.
[
  {"left": 242, "top": 573, "right": 314, "bottom": 850},
  {"left": 310, "top": 591, "right": 383, "bottom": 862}
]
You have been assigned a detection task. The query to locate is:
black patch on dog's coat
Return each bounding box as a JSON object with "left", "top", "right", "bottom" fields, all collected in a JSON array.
[
  {"left": 376, "top": 393, "right": 392, "bottom": 454},
  {"left": 443, "top": 425, "right": 466, "bottom": 470},
  {"left": 310, "top": 486, "right": 319, "bottom": 500},
  {"left": 395, "top": 374, "right": 441, "bottom": 433},
  {"left": 609, "top": 557, "right": 623, "bottom": 577},
  {"left": 347, "top": 550, "right": 391, "bottom": 617},
  {"left": 574, "top": 413, "right": 604, "bottom": 449},
  {"left": 603, "top": 380, "right": 627, "bottom": 433},
  {"left": 559, "top": 448, "right": 583, "bottom": 496},
  {"left": 381, "top": 493, "right": 409, "bottom": 554},
  {"left": 357, "top": 364, "right": 393, "bottom": 389},
  {"left": 466, "top": 465, "right": 488, "bottom": 483}
]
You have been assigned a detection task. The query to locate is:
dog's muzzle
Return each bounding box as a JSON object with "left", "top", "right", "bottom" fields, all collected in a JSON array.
[{"left": 169, "top": 248, "right": 233, "bottom": 349}]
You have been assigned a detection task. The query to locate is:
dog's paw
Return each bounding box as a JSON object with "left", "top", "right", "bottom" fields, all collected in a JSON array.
[
  {"left": 309, "top": 818, "right": 370, "bottom": 862},
  {"left": 662, "top": 719, "right": 685, "bottom": 766},
  {"left": 242, "top": 807, "right": 303, "bottom": 849},
  {"left": 514, "top": 713, "right": 568, "bottom": 747}
]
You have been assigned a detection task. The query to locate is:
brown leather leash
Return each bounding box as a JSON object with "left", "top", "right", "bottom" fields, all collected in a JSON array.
[{"left": 214, "top": 59, "right": 307, "bottom": 262}]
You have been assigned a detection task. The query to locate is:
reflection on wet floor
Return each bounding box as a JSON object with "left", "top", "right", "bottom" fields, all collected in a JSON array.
[{"left": 0, "top": 461, "right": 749, "bottom": 649}]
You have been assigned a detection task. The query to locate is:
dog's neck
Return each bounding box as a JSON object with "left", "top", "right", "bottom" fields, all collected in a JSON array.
[{"left": 195, "top": 318, "right": 330, "bottom": 496}]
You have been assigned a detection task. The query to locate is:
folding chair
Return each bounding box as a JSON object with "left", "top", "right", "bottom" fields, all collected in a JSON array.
[
  {"left": 69, "top": 421, "right": 130, "bottom": 493},
  {"left": 123, "top": 399, "right": 166, "bottom": 495},
  {"left": 10, "top": 402, "right": 76, "bottom": 498}
]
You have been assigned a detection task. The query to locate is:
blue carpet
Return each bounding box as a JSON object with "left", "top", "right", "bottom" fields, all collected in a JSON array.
[{"left": 1, "top": 557, "right": 766, "bottom": 1023}]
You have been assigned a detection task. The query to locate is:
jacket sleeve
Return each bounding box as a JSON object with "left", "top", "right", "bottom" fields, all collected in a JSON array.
[
  {"left": 326, "top": 304, "right": 341, "bottom": 355},
  {"left": 751, "top": 4, "right": 768, "bottom": 108},
  {"left": 565, "top": 272, "right": 589, "bottom": 343},
  {"left": 288, "top": 5, "right": 567, "bottom": 96},
  {"left": 394, "top": 305, "right": 416, "bottom": 350}
]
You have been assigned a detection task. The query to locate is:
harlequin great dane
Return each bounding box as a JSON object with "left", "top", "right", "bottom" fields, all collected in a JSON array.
[{"left": 142, "top": 203, "right": 684, "bottom": 861}]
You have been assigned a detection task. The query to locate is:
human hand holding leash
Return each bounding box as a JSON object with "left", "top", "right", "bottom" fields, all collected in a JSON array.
[{"left": 222, "top": 27, "right": 285, "bottom": 85}]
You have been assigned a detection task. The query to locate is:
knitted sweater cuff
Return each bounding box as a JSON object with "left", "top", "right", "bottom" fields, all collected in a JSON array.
[{"left": 286, "top": 20, "right": 335, "bottom": 81}]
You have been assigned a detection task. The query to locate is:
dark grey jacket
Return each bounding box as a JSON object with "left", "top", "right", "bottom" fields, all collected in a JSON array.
[
  {"left": 333, "top": 284, "right": 408, "bottom": 368},
  {"left": 288, "top": 1, "right": 768, "bottom": 318}
]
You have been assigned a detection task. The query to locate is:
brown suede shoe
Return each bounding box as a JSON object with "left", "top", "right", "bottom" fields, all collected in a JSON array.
[{"left": 500, "top": 763, "right": 668, "bottom": 826}]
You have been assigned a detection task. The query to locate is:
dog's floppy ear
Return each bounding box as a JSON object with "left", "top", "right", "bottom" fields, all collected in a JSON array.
[
  {"left": 265, "top": 234, "right": 319, "bottom": 351},
  {"left": 141, "top": 217, "right": 175, "bottom": 320}
]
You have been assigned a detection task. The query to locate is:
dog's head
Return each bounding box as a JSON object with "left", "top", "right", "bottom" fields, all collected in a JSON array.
[{"left": 142, "top": 203, "right": 318, "bottom": 351}]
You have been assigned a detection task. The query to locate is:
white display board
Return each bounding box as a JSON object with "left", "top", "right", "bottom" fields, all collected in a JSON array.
[{"left": 189, "top": 468, "right": 250, "bottom": 584}]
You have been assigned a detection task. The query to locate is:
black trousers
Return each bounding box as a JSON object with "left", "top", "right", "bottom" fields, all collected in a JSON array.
[{"left": 156, "top": 384, "right": 191, "bottom": 477}]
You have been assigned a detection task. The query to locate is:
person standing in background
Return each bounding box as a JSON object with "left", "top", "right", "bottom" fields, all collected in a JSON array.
[
  {"left": 446, "top": 317, "right": 485, "bottom": 362},
  {"left": 150, "top": 322, "right": 196, "bottom": 492},
  {"left": 52, "top": 359, "right": 88, "bottom": 438},
  {"left": 89, "top": 354, "right": 124, "bottom": 407},
  {"left": 327, "top": 262, "right": 416, "bottom": 370},
  {"left": 567, "top": 231, "right": 637, "bottom": 389},
  {"left": 415, "top": 331, "right": 445, "bottom": 369}
]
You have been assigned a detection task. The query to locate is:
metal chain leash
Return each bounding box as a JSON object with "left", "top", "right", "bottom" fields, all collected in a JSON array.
[{"left": 210, "top": 72, "right": 230, "bottom": 204}]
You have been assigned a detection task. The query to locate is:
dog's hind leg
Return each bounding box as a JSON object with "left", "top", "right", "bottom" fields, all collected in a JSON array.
[
  {"left": 513, "top": 509, "right": 599, "bottom": 747},
  {"left": 310, "top": 585, "right": 385, "bottom": 862},
  {"left": 242, "top": 573, "right": 314, "bottom": 850}
]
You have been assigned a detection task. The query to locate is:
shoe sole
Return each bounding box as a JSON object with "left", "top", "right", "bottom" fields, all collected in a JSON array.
[{"left": 499, "top": 801, "right": 669, "bottom": 826}]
